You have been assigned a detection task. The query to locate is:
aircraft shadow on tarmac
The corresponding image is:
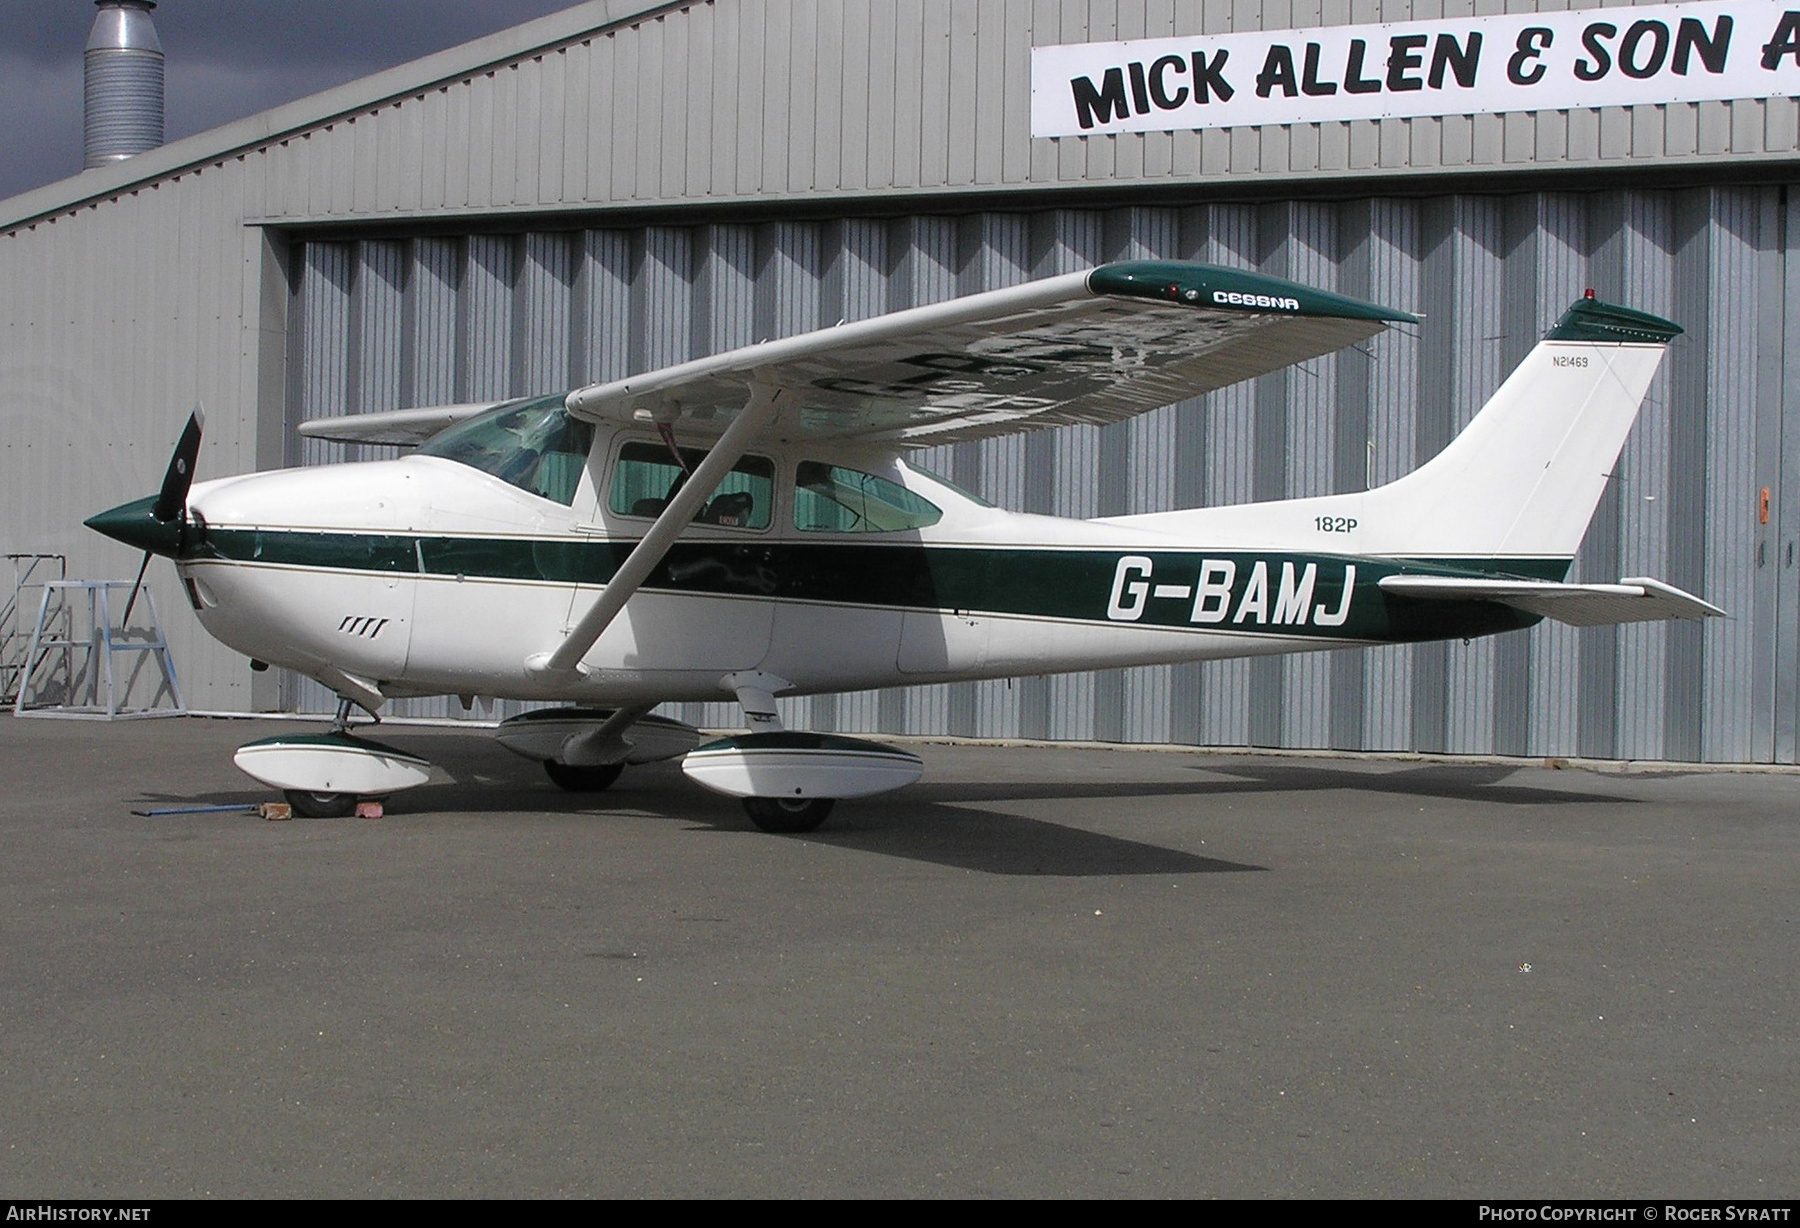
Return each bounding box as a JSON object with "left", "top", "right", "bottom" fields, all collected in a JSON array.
[{"left": 128, "top": 734, "right": 1650, "bottom": 879}]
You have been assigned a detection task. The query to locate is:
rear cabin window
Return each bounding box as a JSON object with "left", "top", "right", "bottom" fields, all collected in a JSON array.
[
  {"left": 609, "top": 441, "right": 774, "bottom": 530},
  {"left": 416, "top": 394, "right": 594, "bottom": 506},
  {"left": 902, "top": 459, "right": 995, "bottom": 508},
  {"left": 794, "top": 462, "right": 943, "bottom": 533}
]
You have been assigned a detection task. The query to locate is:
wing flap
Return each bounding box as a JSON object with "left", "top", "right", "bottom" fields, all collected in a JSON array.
[
  {"left": 564, "top": 262, "right": 1413, "bottom": 447},
  {"left": 1379, "top": 574, "right": 1724, "bottom": 626}
]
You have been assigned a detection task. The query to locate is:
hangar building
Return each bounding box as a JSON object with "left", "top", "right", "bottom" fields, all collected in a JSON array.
[{"left": 3, "top": 0, "right": 1797, "bottom": 764}]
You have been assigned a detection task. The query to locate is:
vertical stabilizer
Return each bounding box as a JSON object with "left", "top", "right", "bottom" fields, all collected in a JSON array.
[{"left": 1370, "top": 296, "right": 1681, "bottom": 562}]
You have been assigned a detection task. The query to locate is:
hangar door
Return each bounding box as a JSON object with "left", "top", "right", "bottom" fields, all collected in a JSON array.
[{"left": 285, "top": 190, "right": 1797, "bottom": 764}]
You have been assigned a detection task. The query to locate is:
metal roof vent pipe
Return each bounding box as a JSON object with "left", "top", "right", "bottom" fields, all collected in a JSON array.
[{"left": 84, "top": 0, "right": 164, "bottom": 169}]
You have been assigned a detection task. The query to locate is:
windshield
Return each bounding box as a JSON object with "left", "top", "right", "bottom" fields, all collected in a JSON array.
[{"left": 417, "top": 394, "right": 595, "bottom": 506}]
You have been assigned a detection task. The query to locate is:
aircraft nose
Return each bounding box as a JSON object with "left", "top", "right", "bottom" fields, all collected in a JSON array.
[{"left": 85, "top": 495, "right": 183, "bottom": 557}]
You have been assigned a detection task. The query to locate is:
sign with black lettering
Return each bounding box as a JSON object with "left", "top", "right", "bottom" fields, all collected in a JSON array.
[{"left": 1031, "top": 0, "right": 1796, "bottom": 136}]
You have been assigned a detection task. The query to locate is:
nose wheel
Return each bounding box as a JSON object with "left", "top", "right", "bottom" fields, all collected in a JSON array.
[
  {"left": 235, "top": 726, "right": 431, "bottom": 818},
  {"left": 742, "top": 796, "right": 835, "bottom": 833}
]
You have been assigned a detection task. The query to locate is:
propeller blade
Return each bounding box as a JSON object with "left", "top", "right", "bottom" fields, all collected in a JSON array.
[
  {"left": 120, "top": 550, "right": 153, "bottom": 629},
  {"left": 152, "top": 407, "right": 205, "bottom": 524}
]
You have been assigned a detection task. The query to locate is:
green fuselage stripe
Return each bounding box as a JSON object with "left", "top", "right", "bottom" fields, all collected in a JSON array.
[{"left": 189, "top": 529, "right": 1562, "bottom": 645}]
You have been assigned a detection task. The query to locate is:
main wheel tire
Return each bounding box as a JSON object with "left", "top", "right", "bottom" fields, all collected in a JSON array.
[
  {"left": 284, "top": 789, "right": 358, "bottom": 819},
  {"left": 742, "top": 796, "right": 835, "bottom": 834},
  {"left": 543, "top": 761, "right": 624, "bottom": 792}
]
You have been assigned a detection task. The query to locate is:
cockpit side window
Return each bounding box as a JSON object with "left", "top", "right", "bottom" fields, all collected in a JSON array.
[
  {"left": 794, "top": 462, "right": 943, "bottom": 533},
  {"left": 416, "top": 393, "right": 595, "bottom": 506},
  {"left": 609, "top": 441, "right": 774, "bottom": 530}
]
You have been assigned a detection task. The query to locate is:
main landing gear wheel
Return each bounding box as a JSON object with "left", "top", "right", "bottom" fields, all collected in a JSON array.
[
  {"left": 283, "top": 790, "right": 360, "bottom": 819},
  {"left": 543, "top": 761, "right": 624, "bottom": 792},
  {"left": 742, "top": 796, "right": 835, "bottom": 834}
]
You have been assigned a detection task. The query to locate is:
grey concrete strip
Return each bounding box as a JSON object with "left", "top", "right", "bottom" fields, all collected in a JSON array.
[{"left": 1, "top": 714, "right": 1795, "bottom": 1198}]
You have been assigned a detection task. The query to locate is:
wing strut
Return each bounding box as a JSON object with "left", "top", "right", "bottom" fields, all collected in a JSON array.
[{"left": 525, "top": 379, "right": 786, "bottom": 681}]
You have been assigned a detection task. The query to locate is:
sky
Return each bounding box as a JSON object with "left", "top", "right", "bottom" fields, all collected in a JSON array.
[{"left": 0, "top": 0, "right": 588, "bottom": 202}]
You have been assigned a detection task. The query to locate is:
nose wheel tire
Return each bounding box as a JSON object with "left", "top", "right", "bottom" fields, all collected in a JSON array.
[
  {"left": 543, "top": 761, "right": 624, "bottom": 792},
  {"left": 283, "top": 790, "right": 359, "bottom": 819},
  {"left": 742, "top": 796, "right": 835, "bottom": 833}
]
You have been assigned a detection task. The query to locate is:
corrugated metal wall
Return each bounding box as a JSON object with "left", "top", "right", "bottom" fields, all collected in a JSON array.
[
  {"left": 288, "top": 188, "right": 1797, "bottom": 762},
  {"left": 228, "top": 0, "right": 1800, "bottom": 224}
]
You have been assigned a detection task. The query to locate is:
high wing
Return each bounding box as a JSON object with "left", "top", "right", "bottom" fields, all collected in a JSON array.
[
  {"left": 297, "top": 401, "right": 509, "bottom": 447},
  {"left": 1378, "top": 575, "right": 1724, "bottom": 626},
  {"left": 562, "top": 261, "right": 1415, "bottom": 445},
  {"left": 293, "top": 263, "right": 1412, "bottom": 450}
]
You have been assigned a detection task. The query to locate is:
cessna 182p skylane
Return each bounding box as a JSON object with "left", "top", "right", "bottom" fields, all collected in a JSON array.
[{"left": 87, "top": 261, "right": 1721, "bottom": 831}]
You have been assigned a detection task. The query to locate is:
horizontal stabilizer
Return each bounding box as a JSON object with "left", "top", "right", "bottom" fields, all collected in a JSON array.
[
  {"left": 1378, "top": 575, "right": 1724, "bottom": 627},
  {"left": 298, "top": 402, "right": 507, "bottom": 447}
]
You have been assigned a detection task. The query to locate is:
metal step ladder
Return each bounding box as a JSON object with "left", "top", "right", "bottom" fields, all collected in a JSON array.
[
  {"left": 12, "top": 579, "right": 185, "bottom": 719},
  {"left": 1, "top": 554, "right": 65, "bottom": 706}
]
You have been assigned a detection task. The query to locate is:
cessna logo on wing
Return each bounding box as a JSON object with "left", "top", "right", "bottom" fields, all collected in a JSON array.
[
  {"left": 1212, "top": 290, "right": 1301, "bottom": 311},
  {"left": 1106, "top": 555, "right": 1356, "bottom": 627}
]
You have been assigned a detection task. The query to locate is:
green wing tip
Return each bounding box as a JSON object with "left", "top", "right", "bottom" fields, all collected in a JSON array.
[
  {"left": 1547, "top": 295, "right": 1683, "bottom": 343},
  {"left": 1089, "top": 260, "right": 1417, "bottom": 324}
]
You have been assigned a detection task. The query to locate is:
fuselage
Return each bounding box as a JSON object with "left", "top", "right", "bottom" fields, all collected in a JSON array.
[{"left": 161, "top": 414, "right": 1541, "bottom": 709}]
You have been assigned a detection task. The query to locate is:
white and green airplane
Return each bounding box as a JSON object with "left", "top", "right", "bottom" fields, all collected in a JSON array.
[{"left": 87, "top": 261, "right": 1721, "bottom": 830}]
